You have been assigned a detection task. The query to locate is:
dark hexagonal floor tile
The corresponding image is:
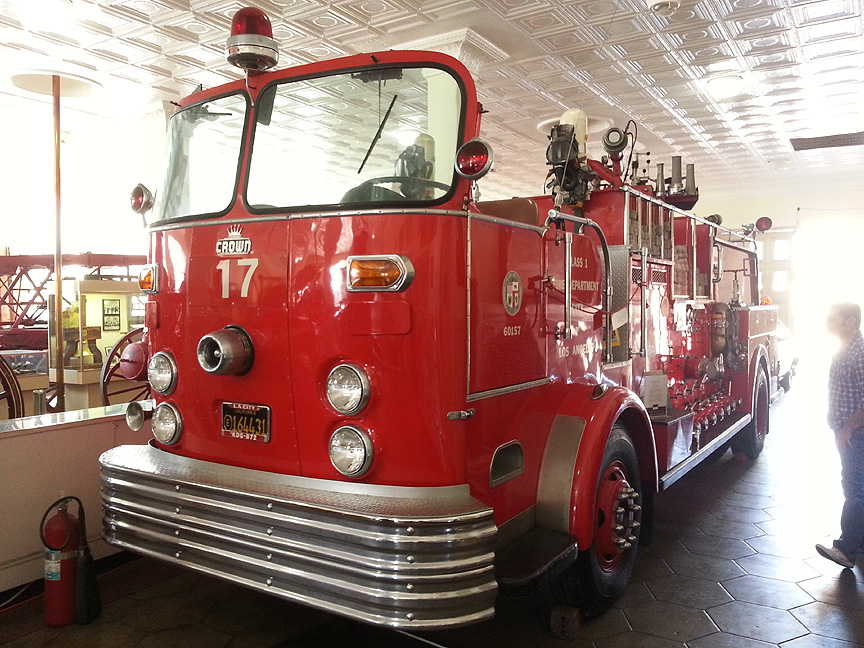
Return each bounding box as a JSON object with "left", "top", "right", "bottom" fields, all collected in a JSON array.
[
  {"left": 594, "top": 630, "right": 687, "bottom": 647},
  {"left": 646, "top": 574, "right": 733, "bottom": 609},
  {"left": 630, "top": 554, "right": 675, "bottom": 582},
  {"left": 624, "top": 600, "right": 718, "bottom": 642},
  {"left": 695, "top": 516, "right": 764, "bottom": 540},
  {"left": 805, "top": 555, "right": 864, "bottom": 582},
  {"left": 736, "top": 553, "right": 821, "bottom": 582},
  {"left": 123, "top": 588, "right": 219, "bottom": 633},
  {"left": 790, "top": 601, "right": 864, "bottom": 644},
  {"left": 781, "top": 634, "right": 862, "bottom": 647},
  {"left": 723, "top": 574, "right": 813, "bottom": 609},
  {"left": 680, "top": 534, "right": 756, "bottom": 560},
  {"left": 707, "top": 600, "right": 807, "bottom": 643},
  {"left": 719, "top": 491, "right": 778, "bottom": 509},
  {"left": 614, "top": 580, "right": 656, "bottom": 609},
  {"left": 703, "top": 504, "right": 775, "bottom": 524},
  {"left": 568, "top": 607, "right": 631, "bottom": 642},
  {"left": 665, "top": 553, "right": 746, "bottom": 582},
  {"left": 755, "top": 518, "right": 801, "bottom": 536},
  {"left": 798, "top": 574, "right": 864, "bottom": 609},
  {"left": 745, "top": 534, "right": 815, "bottom": 560},
  {"left": 687, "top": 631, "right": 779, "bottom": 648},
  {"left": 136, "top": 625, "right": 231, "bottom": 648},
  {"left": 731, "top": 480, "right": 778, "bottom": 496}
]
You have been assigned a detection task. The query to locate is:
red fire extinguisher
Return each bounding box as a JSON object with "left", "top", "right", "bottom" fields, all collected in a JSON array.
[{"left": 40, "top": 496, "right": 102, "bottom": 627}]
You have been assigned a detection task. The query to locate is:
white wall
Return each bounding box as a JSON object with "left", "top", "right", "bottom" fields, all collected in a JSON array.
[
  {"left": 0, "top": 408, "right": 148, "bottom": 592},
  {"left": 695, "top": 179, "right": 864, "bottom": 231}
]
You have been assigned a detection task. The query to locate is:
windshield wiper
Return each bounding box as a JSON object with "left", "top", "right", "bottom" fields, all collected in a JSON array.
[{"left": 357, "top": 94, "right": 398, "bottom": 174}]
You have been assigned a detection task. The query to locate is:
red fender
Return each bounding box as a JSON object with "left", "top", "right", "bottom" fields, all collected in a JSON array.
[{"left": 559, "top": 383, "right": 656, "bottom": 550}]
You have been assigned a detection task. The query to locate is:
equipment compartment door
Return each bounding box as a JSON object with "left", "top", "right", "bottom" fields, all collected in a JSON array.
[{"left": 468, "top": 217, "right": 546, "bottom": 395}]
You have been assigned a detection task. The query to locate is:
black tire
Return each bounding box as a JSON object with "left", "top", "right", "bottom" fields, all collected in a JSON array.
[
  {"left": 552, "top": 424, "right": 642, "bottom": 618},
  {"left": 731, "top": 368, "right": 769, "bottom": 460}
]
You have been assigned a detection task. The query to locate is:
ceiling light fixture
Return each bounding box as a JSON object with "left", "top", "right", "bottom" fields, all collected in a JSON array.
[
  {"left": 647, "top": 1, "right": 681, "bottom": 17},
  {"left": 705, "top": 75, "right": 746, "bottom": 100},
  {"left": 10, "top": 69, "right": 101, "bottom": 97}
]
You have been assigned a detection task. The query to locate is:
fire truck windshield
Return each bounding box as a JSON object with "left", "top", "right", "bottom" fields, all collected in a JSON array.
[
  {"left": 246, "top": 65, "right": 464, "bottom": 209},
  {"left": 152, "top": 93, "right": 247, "bottom": 223}
]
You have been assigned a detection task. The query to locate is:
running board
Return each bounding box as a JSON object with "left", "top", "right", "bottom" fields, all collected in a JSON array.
[
  {"left": 659, "top": 413, "right": 751, "bottom": 490},
  {"left": 495, "top": 528, "right": 578, "bottom": 598}
]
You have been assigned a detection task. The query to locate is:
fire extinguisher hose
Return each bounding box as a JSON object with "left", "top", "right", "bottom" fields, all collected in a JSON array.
[{"left": 39, "top": 496, "right": 102, "bottom": 625}]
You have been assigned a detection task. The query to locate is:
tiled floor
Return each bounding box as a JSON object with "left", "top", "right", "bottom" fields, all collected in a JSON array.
[{"left": 3, "top": 371, "right": 864, "bottom": 647}]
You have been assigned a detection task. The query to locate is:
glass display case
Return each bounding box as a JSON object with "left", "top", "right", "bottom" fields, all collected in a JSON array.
[{"left": 48, "top": 279, "right": 143, "bottom": 409}]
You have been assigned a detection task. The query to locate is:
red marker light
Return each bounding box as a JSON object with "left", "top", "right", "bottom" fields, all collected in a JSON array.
[
  {"left": 755, "top": 216, "right": 773, "bottom": 232},
  {"left": 130, "top": 183, "right": 153, "bottom": 214},
  {"left": 226, "top": 7, "right": 279, "bottom": 71},
  {"left": 455, "top": 139, "right": 494, "bottom": 180}
]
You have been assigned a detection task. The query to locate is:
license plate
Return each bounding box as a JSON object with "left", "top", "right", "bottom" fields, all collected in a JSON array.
[{"left": 221, "top": 402, "right": 271, "bottom": 443}]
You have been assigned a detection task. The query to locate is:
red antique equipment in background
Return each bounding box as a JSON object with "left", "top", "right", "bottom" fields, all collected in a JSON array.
[{"left": 99, "top": 5, "right": 792, "bottom": 631}]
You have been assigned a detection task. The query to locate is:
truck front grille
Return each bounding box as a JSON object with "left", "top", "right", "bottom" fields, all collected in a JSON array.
[{"left": 100, "top": 444, "right": 498, "bottom": 629}]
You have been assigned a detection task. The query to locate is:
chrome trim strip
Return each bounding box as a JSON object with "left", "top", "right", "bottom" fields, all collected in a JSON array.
[
  {"left": 470, "top": 212, "right": 546, "bottom": 235},
  {"left": 466, "top": 378, "right": 551, "bottom": 403},
  {"left": 100, "top": 445, "right": 497, "bottom": 629},
  {"left": 536, "top": 415, "right": 586, "bottom": 533},
  {"left": 148, "top": 209, "right": 472, "bottom": 232},
  {"left": 564, "top": 233, "right": 572, "bottom": 339},
  {"left": 467, "top": 213, "right": 473, "bottom": 396},
  {"left": 659, "top": 413, "right": 750, "bottom": 490}
]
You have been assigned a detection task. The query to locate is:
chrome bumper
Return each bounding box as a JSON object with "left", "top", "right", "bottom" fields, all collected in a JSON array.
[{"left": 99, "top": 445, "right": 497, "bottom": 629}]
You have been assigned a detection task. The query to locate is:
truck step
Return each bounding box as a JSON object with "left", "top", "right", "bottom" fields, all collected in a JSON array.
[{"left": 495, "top": 528, "right": 578, "bottom": 598}]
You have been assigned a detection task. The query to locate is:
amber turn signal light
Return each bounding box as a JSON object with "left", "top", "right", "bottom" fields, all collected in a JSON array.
[
  {"left": 347, "top": 256, "right": 414, "bottom": 292},
  {"left": 138, "top": 264, "right": 159, "bottom": 294}
]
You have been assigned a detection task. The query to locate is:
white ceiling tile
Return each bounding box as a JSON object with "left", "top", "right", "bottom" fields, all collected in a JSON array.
[{"left": 0, "top": 0, "right": 860, "bottom": 200}]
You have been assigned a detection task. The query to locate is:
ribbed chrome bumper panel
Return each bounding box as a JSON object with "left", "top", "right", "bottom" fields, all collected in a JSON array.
[{"left": 99, "top": 445, "right": 497, "bottom": 629}]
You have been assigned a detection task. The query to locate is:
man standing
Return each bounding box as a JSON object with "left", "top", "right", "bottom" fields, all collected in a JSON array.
[{"left": 816, "top": 302, "right": 864, "bottom": 568}]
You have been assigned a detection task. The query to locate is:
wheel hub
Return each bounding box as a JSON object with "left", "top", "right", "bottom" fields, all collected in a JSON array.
[{"left": 595, "top": 460, "right": 641, "bottom": 570}]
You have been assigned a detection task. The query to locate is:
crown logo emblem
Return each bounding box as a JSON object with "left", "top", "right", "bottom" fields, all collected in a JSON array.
[{"left": 226, "top": 225, "right": 243, "bottom": 238}]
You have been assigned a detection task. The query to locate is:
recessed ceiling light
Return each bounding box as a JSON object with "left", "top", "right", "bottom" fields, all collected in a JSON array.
[
  {"left": 647, "top": 1, "right": 681, "bottom": 17},
  {"left": 705, "top": 75, "right": 746, "bottom": 99}
]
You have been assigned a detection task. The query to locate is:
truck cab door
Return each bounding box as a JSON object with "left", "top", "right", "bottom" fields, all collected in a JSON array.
[{"left": 468, "top": 213, "right": 546, "bottom": 396}]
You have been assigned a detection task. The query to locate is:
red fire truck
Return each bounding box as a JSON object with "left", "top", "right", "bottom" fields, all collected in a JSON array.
[{"left": 100, "top": 7, "right": 791, "bottom": 629}]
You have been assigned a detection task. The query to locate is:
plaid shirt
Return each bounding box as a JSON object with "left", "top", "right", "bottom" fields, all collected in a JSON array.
[{"left": 828, "top": 331, "right": 864, "bottom": 432}]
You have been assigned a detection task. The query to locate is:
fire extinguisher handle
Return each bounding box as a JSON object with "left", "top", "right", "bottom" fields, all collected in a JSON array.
[{"left": 40, "top": 496, "right": 84, "bottom": 551}]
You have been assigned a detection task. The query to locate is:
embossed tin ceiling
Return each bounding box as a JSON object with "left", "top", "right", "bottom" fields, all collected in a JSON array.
[{"left": 0, "top": 0, "right": 862, "bottom": 202}]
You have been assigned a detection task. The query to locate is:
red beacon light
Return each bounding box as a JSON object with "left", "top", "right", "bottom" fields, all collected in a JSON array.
[
  {"left": 455, "top": 139, "right": 494, "bottom": 180},
  {"left": 226, "top": 7, "right": 278, "bottom": 72}
]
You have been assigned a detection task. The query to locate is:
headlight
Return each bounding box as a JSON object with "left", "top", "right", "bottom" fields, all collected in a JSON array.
[
  {"left": 152, "top": 402, "right": 182, "bottom": 445},
  {"left": 148, "top": 351, "right": 177, "bottom": 395},
  {"left": 326, "top": 364, "right": 370, "bottom": 415},
  {"left": 329, "top": 426, "right": 373, "bottom": 477}
]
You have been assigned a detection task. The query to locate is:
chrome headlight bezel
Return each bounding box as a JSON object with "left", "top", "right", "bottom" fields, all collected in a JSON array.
[
  {"left": 329, "top": 426, "right": 373, "bottom": 478},
  {"left": 148, "top": 351, "right": 178, "bottom": 395},
  {"left": 326, "top": 363, "right": 370, "bottom": 415},
  {"left": 151, "top": 402, "right": 183, "bottom": 445}
]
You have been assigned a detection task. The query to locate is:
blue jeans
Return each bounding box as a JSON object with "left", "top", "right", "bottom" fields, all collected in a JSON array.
[{"left": 836, "top": 433, "right": 864, "bottom": 559}]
